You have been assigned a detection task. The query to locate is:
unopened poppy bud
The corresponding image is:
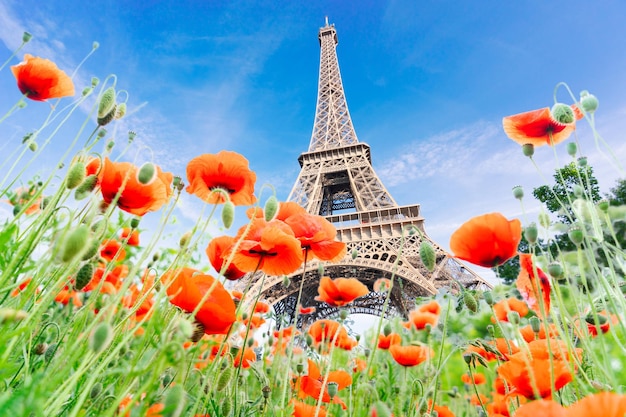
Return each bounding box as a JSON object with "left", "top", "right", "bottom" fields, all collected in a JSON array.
[
  {"left": 28, "top": 141, "right": 37, "bottom": 152},
  {"left": 529, "top": 316, "right": 542, "bottom": 334},
  {"left": 137, "top": 162, "right": 156, "bottom": 185},
  {"left": 264, "top": 196, "right": 278, "bottom": 221},
  {"left": 82, "top": 87, "right": 92, "bottom": 96},
  {"left": 114, "top": 102, "right": 126, "bottom": 119},
  {"left": 507, "top": 311, "right": 520, "bottom": 325},
  {"left": 91, "top": 77, "right": 99, "bottom": 87},
  {"left": 90, "top": 382, "right": 103, "bottom": 399},
  {"left": 216, "top": 367, "right": 233, "bottom": 391},
  {"left": 524, "top": 223, "right": 538, "bottom": 245},
  {"left": 75, "top": 263, "right": 94, "bottom": 290},
  {"left": 282, "top": 275, "right": 290, "bottom": 288},
  {"left": 247, "top": 337, "right": 254, "bottom": 347},
  {"left": 98, "top": 87, "right": 116, "bottom": 117},
  {"left": 90, "top": 322, "right": 113, "bottom": 352},
  {"left": 179, "top": 231, "right": 192, "bottom": 248},
  {"left": 128, "top": 130, "right": 136, "bottom": 142},
  {"left": 34, "top": 342, "right": 48, "bottom": 356},
  {"left": 567, "top": 142, "right": 577, "bottom": 157},
  {"left": 463, "top": 353, "right": 473, "bottom": 365},
  {"left": 44, "top": 343, "right": 58, "bottom": 362},
  {"left": 339, "top": 309, "right": 349, "bottom": 320},
  {"left": 318, "top": 263, "right": 324, "bottom": 276},
  {"left": 463, "top": 292, "right": 478, "bottom": 313},
  {"left": 164, "top": 384, "right": 186, "bottom": 417},
  {"left": 190, "top": 320, "right": 205, "bottom": 343},
  {"left": 97, "top": 129, "right": 107, "bottom": 138},
  {"left": 22, "top": 31, "right": 32, "bottom": 43},
  {"left": 483, "top": 291, "right": 494, "bottom": 306},
  {"left": 578, "top": 156, "right": 588, "bottom": 167},
  {"left": 580, "top": 90, "right": 599, "bottom": 114},
  {"left": 486, "top": 325, "right": 495, "bottom": 337},
  {"left": 522, "top": 143, "right": 534, "bottom": 157},
  {"left": 130, "top": 217, "right": 140, "bottom": 229},
  {"left": 327, "top": 382, "right": 338, "bottom": 399},
  {"left": 568, "top": 226, "right": 584, "bottom": 246},
  {"left": 547, "top": 262, "right": 564, "bottom": 279},
  {"left": 242, "top": 312, "right": 248, "bottom": 321},
  {"left": 92, "top": 41, "right": 99, "bottom": 50},
  {"left": 0, "top": 308, "right": 28, "bottom": 323},
  {"left": 59, "top": 224, "right": 90, "bottom": 263},
  {"left": 221, "top": 201, "right": 235, "bottom": 229},
  {"left": 512, "top": 185, "right": 524, "bottom": 200},
  {"left": 66, "top": 161, "right": 86, "bottom": 189},
  {"left": 351, "top": 248, "right": 358, "bottom": 259},
  {"left": 538, "top": 212, "right": 551, "bottom": 229},
  {"left": 383, "top": 322, "right": 392, "bottom": 337},
  {"left": 105, "top": 141, "right": 115, "bottom": 152},
  {"left": 176, "top": 317, "right": 194, "bottom": 340},
  {"left": 267, "top": 336, "right": 274, "bottom": 346},
  {"left": 572, "top": 184, "right": 583, "bottom": 197},
  {"left": 296, "top": 363, "right": 305, "bottom": 374},
  {"left": 551, "top": 103, "right": 575, "bottom": 124},
  {"left": 305, "top": 334, "right": 313, "bottom": 347},
  {"left": 420, "top": 241, "right": 436, "bottom": 272},
  {"left": 262, "top": 385, "right": 271, "bottom": 399}
]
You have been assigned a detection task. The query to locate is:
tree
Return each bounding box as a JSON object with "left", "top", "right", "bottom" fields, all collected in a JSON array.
[{"left": 607, "top": 178, "right": 626, "bottom": 206}]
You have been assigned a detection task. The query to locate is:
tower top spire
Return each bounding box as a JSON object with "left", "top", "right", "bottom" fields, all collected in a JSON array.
[{"left": 325, "top": 16, "right": 329, "bottom": 26}]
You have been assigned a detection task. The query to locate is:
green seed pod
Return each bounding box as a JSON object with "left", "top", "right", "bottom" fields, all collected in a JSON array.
[
  {"left": 597, "top": 199, "right": 609, "bottom": 212},
  {"left": 327, "top": 382, "right": 338, "bottom": 399},
  {"left": 567, "top": 142, "right": 577, "bottom": 157},
  {"left": 60, "top": 224, "right": 90, "bottom": 263},
  {"left": 568, "top": 226, "right": 584, "bottom": 246},
  {"left": 580, "top": 90, "right": 599, "bottom": 114},
  {"left": 483, "top": 291, "right": 494, "bottom": 306},
  {"left": 463, "top": 292, "right": 479, "bottom": 313},
  {"left": 22, "top": 31, "right": 32, "bottom": 43},
  {"left": 75, "top": 263, "right": 94, "bottom": 290},
  {"left": 296, "top": 363, "right": 305, "bottom": 374},
  {"left": 130, "top": 217, "right": 140, "bottom": 229},
  {"left": 547, "top": 262, "right": 564, "bottom": 280},
  {"left": 282, "top": 275, "right": 291, "bottom": 288},
  {"left": 28, "top": 141, "right": 37, "bottom": 152},
  {"left": 66, "top": 161, "right": 86, "bottom": 189},
  {"left": 216, "top": 367, "right": 233, "bottom": 392},
  {"left": 551, "top": 103, "right": 575, "bottom": 124},
  {"left": 221, "top": 201, "right": 235, "bottom": 229},
  {"left": 522, "top": 143, "right": 534, "bottom": 157},
  {"left": 90, "top": 322, "right": 113, "bottom": 353},
  {"left": 420, "top": 240, "right": 436, "bottom": 272},
  {"left": 98, "top": 129, "right": 107, "bottom": 138},
  {"left": 137, "top": 162, "right": 156, "bottom": 185},
  {"left": 383, "top": 322, "right": 392, "bottom": 337},
  {"left": 351, "top": 248, "right": 358, "bottom": 259},
  {"left": 507, "top": 311, "right": 520, "bottom": 325},
  {"left": 98, "top": 87, "right": 116, "bottom": 119},
  {"left": 90, "top": 382, "right": 103, "bottom": 399},
  {"left": 578, "top": 156, "right": 588, "bottom": 167},
  {"left": 74, "top": 175, "right": 98, "bottom": 200},
  {"left": 305, "top": 334, "right": 313, "bottom": 347},
  {"left": 163, "top": 384, "right": 186, "bottom": 417},
  {"left": 264, "top": 196, "right": 278, "bottom": 221},
  {"left": 339, "top": 309, "right": 349, "bottom": 320},
  {"left": 262, "top": 385, "right": 271, "bottom": 399},
  {"left": 524, "top": 223, "right": 538, "bottom": 245},
  {"left": 179, "top": 231, "right": 192, "bottom": 248},
  {"left": 91, "top": 77, "right": 99, "bottom": 87},
  {"left": 162, "top": 373, "right": 173, "bottom": 387},
  {"left": 512, "top": 185, "right": 524, "bottom": 200},
  {"left": 538, "top": 212, "right": 551, "bottom": 229},
  {"left": 529, "top": 316, "right": 542, "bottom": 334},
  {"left": 82, "top": 87, "right": 92, "bottom": 96},
  {"left": 114, "top": 102, "right": 127, "bottom": 120},
  {"left": 45, "top": 343, "right": 58, "bottom": 362},
  {"left": 128, "top": 131, "right": 136, "bottom": 142},
  {"left": 220, "top": 397, "right": 232, "bottom": 417},
  {"left": 106, "top": 141, "right": 115, "bottom": 151}
]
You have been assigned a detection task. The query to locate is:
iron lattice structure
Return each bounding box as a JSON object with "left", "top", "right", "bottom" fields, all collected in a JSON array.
[{"left": 238, "top": 21, "right": 491, "bottom": 329}]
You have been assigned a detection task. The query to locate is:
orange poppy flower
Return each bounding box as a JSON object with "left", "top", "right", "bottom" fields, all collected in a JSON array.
[
  {"left": 377, "top": 332, "right": 401, "bottom": 350},
  {"left": 247, "top": 201, "right": 307, "bottom": 221},
  {"left": 307, "top": 319, "right": 356, "bottom": 350},
  {"left": 186, "top": 151, "right": 256, "bottom": 205},
  {"left": 11, "top": 54, "right": 75, "bottom": 101},
  {"left": 315, "top": 276, "right": 368, "bottom": 307},
  {"left": 492, "top": 297, "right": 529, "bottom": 322},
  {"left": 492, "top": 337, "right": 521, "bottom": 359},
  {"left": 206, "top": 235, "right": 246, "bottom": 280},
  {"left": 461, "top": 372, "right": 487, "bottom": 385},
  {"left": 428, "top": 401, "right": 455, "bottom": 417},
  {"left": 567, "top": 392, "right": 626, "bottom": 417},
  {"left": 100, "top": 239, "right": 127, "bottom": 262},
  {"left": 502, "top": 105, "right": 581, "bottom": 147},
  {"left": 404, "top": 309, "right": 438, "bottom": 330},
  {"left": 7, "top": 186, "right": 42, "bottom": 215},
  {"left": 98, "top": 158, "right": 173, "bottom": 216},
  {"left": 297, "top": 359, "right": 351, "bottom": 408},
  {"left": 291, "top": 400, "right": 327, "bottom": 417},
  {"left": 417, "top": 300, "right": 441, "bottom": 315},
  {"left": 519, "top": 322, "right": 559, "bottom": 343},
  {"left": 299, "top": 306, "right": 316, "bottom": 315},
  {"left": 161, "top": 268, "right": 236, "bottom": 335},
  {"left": 517, "top": 254, "right": 551, "bottom": 315},
  {"left": 232, "top": 219, "right": 304, "bottom": 276},
  {"left": 11, "top": 278, "right": 33, "bottom": 297},
  {"left": 120, "top": 228, "right": 140, "bottom": 246},
  {"left": 373, "top": 278, "right": 392, "bottom": 292},
  {"left": 284, "top": 213, "right": 347, "bottom": 262},
  {"left": 233, "top": 346, "right": 256, "bottom": 368},
  {"left": 389, "top": 344, "right": 433, "bottom": 367},
  {"left": 55, "top": 287, "right": 82, "bottom": 307},
  {"left": 450, "top": 212, "right": 522, "bottom": 268}
]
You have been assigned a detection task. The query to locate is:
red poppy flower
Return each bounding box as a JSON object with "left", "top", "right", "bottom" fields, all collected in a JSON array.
[
  {"left": 450, "top": 213, "right": 522, "bottom": 268},
  {"left": 11, "top": 278, "right": 33, "bottom": 297},
  {"left": 100, "top": 239, "right": 127, "bottom": 262},
  {"left": 417, "top": 300, "right": 441, "bottom": 315},
  {"left": 492, "top": 298, "right": 529, "bottom": 322},
  {"left": 232, "top": 219, "right": 304, "bottom": 276},
  {"left": 377, "top": 332, "right": 401, "bottom": 350},
  {"left": 120, "top": 228, "right": 140, "bottom": 246},
  {"left": 502, "top": 105, "right": 581, "bottom": 147},
  {"left": 283, "top": 212, "right": 347, "bottom": 262},
  {"left": 373, "top": 278, "right": 392, "bottom": 292},
  {"left": 315, "top": 276, "right": 369, "bottom": 307},
  {"left": 186, "top": 151, "right": 256, "bottom": 205},
  {"left": 206, "top": 235, "right": 246, "bottom": 280},
  {"left": 461, "top": 372, "right": 486, "bottom": 385},
  {"left": 519, "top": 322, "right": 559, "bottom": 343},
  {"left": 233, "top": 346, "right": 256, "bottom": 368},
  {"left": 517, "top": 254, "right": 551, "bottom": 315},
  {"left": 291, "top": 400, "right": 327, "bottom": 417},
  {"left": 297, "top": 359, "right": 351, "bottom": 409},
  {"left": 307, "top": 319, "right": 356, "bottom": 350},
  {"left": 428, "top": 401, "right": 456, "bottom": 417},
  {"left": 403, "top": 309, "right": 438, "bottom": 330},
  {"left": 55, "top": 287, "right": 82, "bottom": 307},
  {"left": 161, "top": 267, "right": 236, "bottom": 335},
  {"left": 388, "top": 344, "right": 433, "bottom": 367},
  {"left": 11, "top": 54, "right": 75, "bottom": 101},
  {"left": 299, "top": 306, "right": 316, "bottom": 315},
  {"left": 98, "top": 158, "right": 173, "bottom": 216},
  {"left": 567, "top": 392, "right": 626, "bottom": 417}
]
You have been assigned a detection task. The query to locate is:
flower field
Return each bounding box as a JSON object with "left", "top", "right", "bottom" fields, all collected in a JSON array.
[{"left": 1, "top": 32, "right": 626, "bottom": 417}]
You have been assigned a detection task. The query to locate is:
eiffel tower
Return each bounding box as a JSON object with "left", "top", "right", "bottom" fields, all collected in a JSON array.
[{"left": 240, "top": 19, "right": 491, "bottom": 328}]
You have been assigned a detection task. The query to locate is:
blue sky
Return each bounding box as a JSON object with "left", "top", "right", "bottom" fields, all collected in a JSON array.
[{"left": 1, "top": 0, "right": 626, "bottom": 283}]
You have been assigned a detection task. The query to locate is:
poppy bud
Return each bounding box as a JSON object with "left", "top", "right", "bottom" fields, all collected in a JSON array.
[
  {"left": 580, "top": 90, "right": 599, "bottom": 114},
  {"left": 34, "top": 343, "right": 48, "bottom": 356},
  {"left": 22, "top": 31, "right": 32, "bottom": 42},
  {"left": 221, "top": 201, "right": 235, "bottom": 229},
  {"left": 568, "top": 226, "right": 584, "bottom": 246},
  {"left": 82, "top": 87, "right": 92, "bottom": 96},
  {"left": 216, "top": 367, "right": 233, "bottom": 391},
  {"left": 105, "top": 141, "right": 115, "bottom": 152},
  {"left": 463, "top": 353, "right": 473, "bottom": 365},
  {"left": 190, "top": 320, "right": 205, "bottom": 343},
  {"left": 28, "top": 141, "right": 37, "bottom": 152},
  {"left": 529, "top": 316, "right": 541, "bottom": 334},
  {"left": 296, "top": 363, "right": 305, "bottom": 374},
  {"left": 351, "top": 248, "right": 358, "bottom": 259},
  {"left": 522, "top": 143, "right": 534, "bottom": 157},
  {"left": 538, "top": 211, "right": 551, "bottom": 229},
  {"left": 524, "top": 223, "right": 538, "bottom": 245},
  {"left": 128, "top": 130, "right": 136, "bottom": 143},
  {"left": 420, "top": 241, "right": 436, "bottom": 272},
  {"left": 75, "top": 263, "right": 94, "bottom": 290},
  {"left": 267, "top": 336, "right": 274, "bottom": 346},
  {"left": 507, "top": 311, "right": 520, "bottom": 325},
  {"left": 512, "top": 185, "right": 524, "bottom": 200},
  {"left": 137, "top": 162, "right": 156, "bottom": 185},
  {"left": 163, "top": 384, "right": 186, "bottom": 417},
  {"left": 90, "top": 382, "right": 103, "bottom": 399},
  {"left": 327, "top": 382, "right": 338, "bottom": 399},
  {"left": 486, "top": 325, "right": 495, "bottom": 337},
  {"left": 247, "top": 337, "right": 254, "bottom": 347},
  {"left": 551, "top": 103, "right": 575, "bottom": 124},
  {"left": 0, "top": 308, "right": 28, "bottom": 323},
  {"left": 305, "top": 334, "right": 313, "bottom": 347},
  {"left": 66, "top": 161, "right": 86, "bottom": 190},
  {"left": 339, "top": 309, "right": 349, "bottom": 320},
  {"left": 130, "top": 217, "right": 140, "bottom": 229},
  {"left": 261, "top": 385, "right": 271, "bottom": 400},
  {"left": 59, "top": 224, "right": 91, "bottom": 263},
  {"left": 567, "top": 142, "right": 577, "bottom": 157},
  {"left": 98, "top": 87, "right": 116, "bottom": 119},
  {"left": 547, "top": 262, "right": 564, "bottom": 280},
  {"left": 578, "top": 156, "right": 588, "bottom": 167},
  {"left": 383, "top": 323, "right": 392, "bottom": 337},
  {"left": 179, "top": 231, "right": 192, "bottom": 248},
  {"left": 91, "top": 77, "right": 99, "bottom": 87},
  {"left": 483, "top": 291, "right": 494, "bottom": 306},
  {"left": 114, "top": 102, "right": 126, "bottom": 120},
  {"left": 463, "top": 292, "right": 478, "bottom": 313},
  {"left": 264, "top": 196, "right": 278, "bottom": 221},
  {"left": 221, "top": 397, "right": 233, "bottom": 417},
  {"left": 90, "top": 322, "right": 113, "bottom": 353}
]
